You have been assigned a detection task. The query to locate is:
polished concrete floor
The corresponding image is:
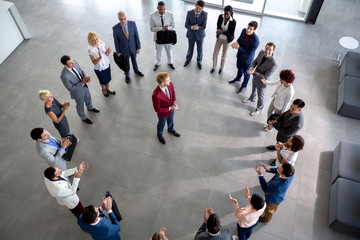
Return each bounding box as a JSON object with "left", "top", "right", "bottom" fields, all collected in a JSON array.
[{"left": 1, "top": 0, "right": 360, "bottom": 239}]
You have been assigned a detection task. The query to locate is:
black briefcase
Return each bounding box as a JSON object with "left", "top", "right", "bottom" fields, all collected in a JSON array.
[
  {"left": 113, "top": 52, "right": 127, "bottom": 72},
  {"left": 62, "top": 134, "right": 77, "bottom": 162},
  {"left": 105, "top": 191, "right": 122, "bottom": 222},
  {"left": 156, "top": 30, "right": 177, "bottom": 45}
]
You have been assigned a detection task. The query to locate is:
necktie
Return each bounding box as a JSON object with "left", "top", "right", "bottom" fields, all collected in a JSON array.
[
  {"left": 160, "top": 15, "right": 164, "bottom": 27},
  {"left": 165, "top": 88, "right": 170, "bottom": 100},
  {"left": 71, "top": 68, "right": 81, "bottom": 81},
  {"left": 283, "top": 114, "right": 292, "bottom": 122},
  {"left": 124, "top": 26, "right": 129, "bottom": 40}
]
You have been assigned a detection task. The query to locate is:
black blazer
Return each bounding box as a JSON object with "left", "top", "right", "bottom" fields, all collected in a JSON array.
[{"left": 216, "top": 14, "right": 236, "bottom": 43}]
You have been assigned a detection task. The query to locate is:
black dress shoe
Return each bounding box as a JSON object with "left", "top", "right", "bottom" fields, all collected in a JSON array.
[
  {"left": 197, "top": 62, "right": 202, "bottom": 69},
  {"left": 135, "top": 71, "right": 144, "bottom": 77},
  {"left": 108, "top": 91, "right": 116, "bottom": 95},
  {"left": 83, "top": 118, "right": 93, "bottom": 124},
  {"left": 266, "top": 145, "right": 276, "bottom": 151},
  {"left": 153, "top": 64, "right": 159, "bottom": 71},
  {"left": 218, "top": 69, "right": 222, "bottom": 74},
  {"left": 269, "top": 159, "right": 277, "bottom": 166},
  {"left": 158, "top": 135, "right": 166, "bottom": 144},
  {"left": 169, "top": 63, "right": 175, "bottom": 69},
  {"left": 184, "top": 60, "right": 190, "bottom": 67},
  {"left": 168, "top": 130, "right": 180, "bottom": 137},
  {"left": 125, "top": 76, "right": 131, "bottom": 84},
  {"left": 236, "top": 86, "right": 246, "bottom": 94},
  {"left": 103, "top": 93, "right": 109, "bottom": 97},
  {"left": 210, "top": 68, "right": 214, "bottom": 73},
  {"left": 228, "top": 79, "right": 239, "bottom": 84},
  {"left": 89, "top": 107, "right": 100, "bottom": 112}
]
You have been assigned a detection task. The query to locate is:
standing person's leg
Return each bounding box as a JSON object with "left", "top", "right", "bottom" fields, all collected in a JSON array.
[
  {"left": 164, "top": 44, "right": 173, "bottom": 64},
  {"left": 69, "top": 201, "right": 84, "bottom": 217},
  {"left": 84, "top": 88, "right": 94, "bottom": 110},
  {"left": 124, "top": 54, "right": 130, "bottom": 77},
  {"left": 75, "top": 97, "right": 87, "bottom": 120},
  {"left": 248, "top": 77, "right": 258, "bottom": 102},
  {"left": 212, "top": 38, "right": 222, "bottom": 69},
  {"left": 245, "top": 221, "right": 258, "bottom": 239},
  {"left": 157, "top": 116, "right": 167, "bottom": 136},
  {"left": 130, "top": 53, "right": 139, "bottom": 72},
  {"left": 235, "top": 59, "right": 244, "bottom": 81},
  {"left": 155, "top": 43, "right": 163, "bottom": 65},
  {"left": 196, "top": 37, "right": 204, "bottom": 64},
  {"left": 267, "top": 98, "right": 276, "bottom": 119},
  {"left": 220, "top": 39, "right": 229, "bottom": 70},
  {"left": 262, "top": 203, "right": 280, "bottom": 223},
  {"left": 241, "top": 63, "right": 252, "bottom": 88},
  {"left": 236, "top": 223, "right": 248, "bottom": 240},
  {"left": 256, "top": 84, "right": 267, "bottom": 111},
  {"left": 185, "top": 38, "right": 195, "bottom": 62},
  {"left": 167, "top": 110, "right": 175, "bottom": 132}
]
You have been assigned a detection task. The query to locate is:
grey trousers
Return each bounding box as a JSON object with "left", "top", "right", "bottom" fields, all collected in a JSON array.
[
  {"left": 74, "top": 88, "right": 94, "bottom": 120},
  {"left": 248, "top": 77, "right": 267, "bottom": 111}
]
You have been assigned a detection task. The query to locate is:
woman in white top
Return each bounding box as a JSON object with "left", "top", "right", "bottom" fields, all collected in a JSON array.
[
  {"left": 229, "top": 187, "right": 266, "bottom": 240},
  {"left": 87, "top": 32, "right": 115, "bottom": 97},
  {"left": 211, "top": 5, "right": 236, "bottom": 74},
  {"left": 270, "top": 134, "right": 305, "bottom": 166},
  {"left": 263, "top": 69, "right": 295, "bottom": 131}
]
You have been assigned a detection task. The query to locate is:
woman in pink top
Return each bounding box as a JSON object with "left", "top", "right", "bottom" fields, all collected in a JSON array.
[{"left": 229, "top": 187, "right": 266, "bottom": 240}]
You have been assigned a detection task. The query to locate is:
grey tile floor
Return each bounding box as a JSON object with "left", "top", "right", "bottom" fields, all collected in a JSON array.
[{"left": 0, "top": 0, "right": 360, "bottom": 239}]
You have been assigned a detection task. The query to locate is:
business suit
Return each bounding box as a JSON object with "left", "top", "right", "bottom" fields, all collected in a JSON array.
[
  {"left": 247, "top": 50, "right": 277, "bottom": 111},
  {"left": 212, "top": 14, "right": 236, "bottom": 70},
  {"left": 60, "top": 60, "right": 94, "bottom": 120},
  {"left": 78, "top": 210, "right": 121, "bottom": 240},
  {"left": 150, "top": 10, "right": 175, "bottom": 65},
  {"left": 258, "top": 167, "right": 294, "bottom": 222},
  {"left": 44, "top": 167, "right": 80, "bottom": 209},
  {"left": 195, "top": 223, "right": 230, "bottom": 240},
  {"left": 152, "top": 82, "right": 176, "bottom": 136},
  {"left": 185, "top": 9, "right": 208, "bottom": 64},
  {"left": 36, "top": 134, "right": 67, "bottom": 170},
  {"left": 273, "top": 110, "right": 304, "bottom": 143},
  {"left": 234, "top": 28, "right": 260, "bottom": 88},
  {"left": 113, "top": 21, "right": 141, "bottom": 76}
]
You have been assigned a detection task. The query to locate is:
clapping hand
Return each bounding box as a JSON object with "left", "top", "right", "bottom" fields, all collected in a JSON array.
[
  {"left": 228, "top": 193, "right": 238, "bottom": 204},
  {"left": 102, "top": 196, "right": 113, "bottom": 211},
  {"left": 260, "top": 162, "right": 270, "bottom": 171},
  {"left": 231, "top": 42, "right": 240, "bottom": 49},
  {"left": 254, "top": 164, "right": 262, "bottom": 175},
  {"left": 203, "top": 207, "right": 213, "bottom": 224}
]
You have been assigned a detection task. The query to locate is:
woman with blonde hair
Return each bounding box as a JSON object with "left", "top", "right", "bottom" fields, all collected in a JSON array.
[
  {"left": 38, "top": 90, "right": 70, "bottom": 140},
  {"left": 87, "top": 31, "right": 115, "bottom": 97}
]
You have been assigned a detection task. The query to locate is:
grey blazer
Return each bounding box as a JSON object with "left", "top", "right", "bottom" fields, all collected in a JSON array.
[
  {"left": 195, "top": 223, "right": 230, "bottom": 240},
  {"left": 60, "top": 60, "right": 87, "bottom": 100},
  {"left": 251, "top": 50, "right": 277, "bottom": 83},
  {"left": 274, "top": 111, "right": 304, "bottom": 142},
  {"left": 36, "top": 134, "right": 67, "bottom": 170}
]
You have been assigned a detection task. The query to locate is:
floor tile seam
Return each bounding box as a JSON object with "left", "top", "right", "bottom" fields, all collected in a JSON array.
[{"left": 255, "top": 228, "right": 290, "bottom": 240}]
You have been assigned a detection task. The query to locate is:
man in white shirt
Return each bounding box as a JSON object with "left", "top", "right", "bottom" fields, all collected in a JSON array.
[
  {"left": 44, "top": 161, "right": 89, "bottom": 217},
  {"left": 150, "top": 1, "right": 175, "bottom": 71}
]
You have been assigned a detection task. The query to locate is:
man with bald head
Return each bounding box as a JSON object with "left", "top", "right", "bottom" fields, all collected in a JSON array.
[{"left": 113, "top": 11, "right": 144, "bottom": 83}]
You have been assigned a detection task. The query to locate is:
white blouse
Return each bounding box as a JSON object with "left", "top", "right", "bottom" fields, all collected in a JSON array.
[
  {"left": 276, "top": 147, "right": 298, "bottom": 166},
  {"left": 219, "top": 15, "right": 233, "bottom": 40},
  {"left": 267, "top": 80, "right": 294, "bottom": 112},
  {"left": 87, "top": 41, "right": 110, "bottom": 71}
]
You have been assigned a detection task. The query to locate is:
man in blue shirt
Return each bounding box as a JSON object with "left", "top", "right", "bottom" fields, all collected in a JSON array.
[
  {"left": 31, "top": 127, "right": 71, "bottom": 170},
  {"left": 78, "top": 196, "right": 121, "bottom": 240},
  {"left": 254, "top": 162, "right": 295, "bottom": 223}
]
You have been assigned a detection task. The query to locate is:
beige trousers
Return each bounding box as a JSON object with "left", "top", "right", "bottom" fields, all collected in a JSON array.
[
  {"left": 212, "top": 37, "right": 229, "bottom": 70},
  {"left": 262, "top": 203, "right": 280, "bottom": 223}
]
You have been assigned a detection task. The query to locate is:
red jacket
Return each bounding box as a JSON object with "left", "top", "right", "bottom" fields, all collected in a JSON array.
[{"left": 152, "top": 82, "right": 176, "bottom": 117}]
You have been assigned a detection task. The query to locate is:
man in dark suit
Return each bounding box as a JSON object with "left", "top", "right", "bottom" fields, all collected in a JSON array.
[
  {"left": 266, "top": 99, "right": 305, "bottom": 150},
  {"left": 78, "top": 196, "right": 121, "bottom": 240},
  {"left": 242, "top": 42, "right": 278, "bottom": 116},
  {"left": 184, "top": 0, "right": 208, "bottom": 69},
  {"left": 229, "top": 21, "right": 260, "bottom": 93},
  {"left": 113, "top": 11, "right": 144, "bottom": 84},
  {"left": 60, "top": 55, "right": 100, "bottom": 124},
  {"left": 152, "top": 72, "right": 180, "bottom": 144}
]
